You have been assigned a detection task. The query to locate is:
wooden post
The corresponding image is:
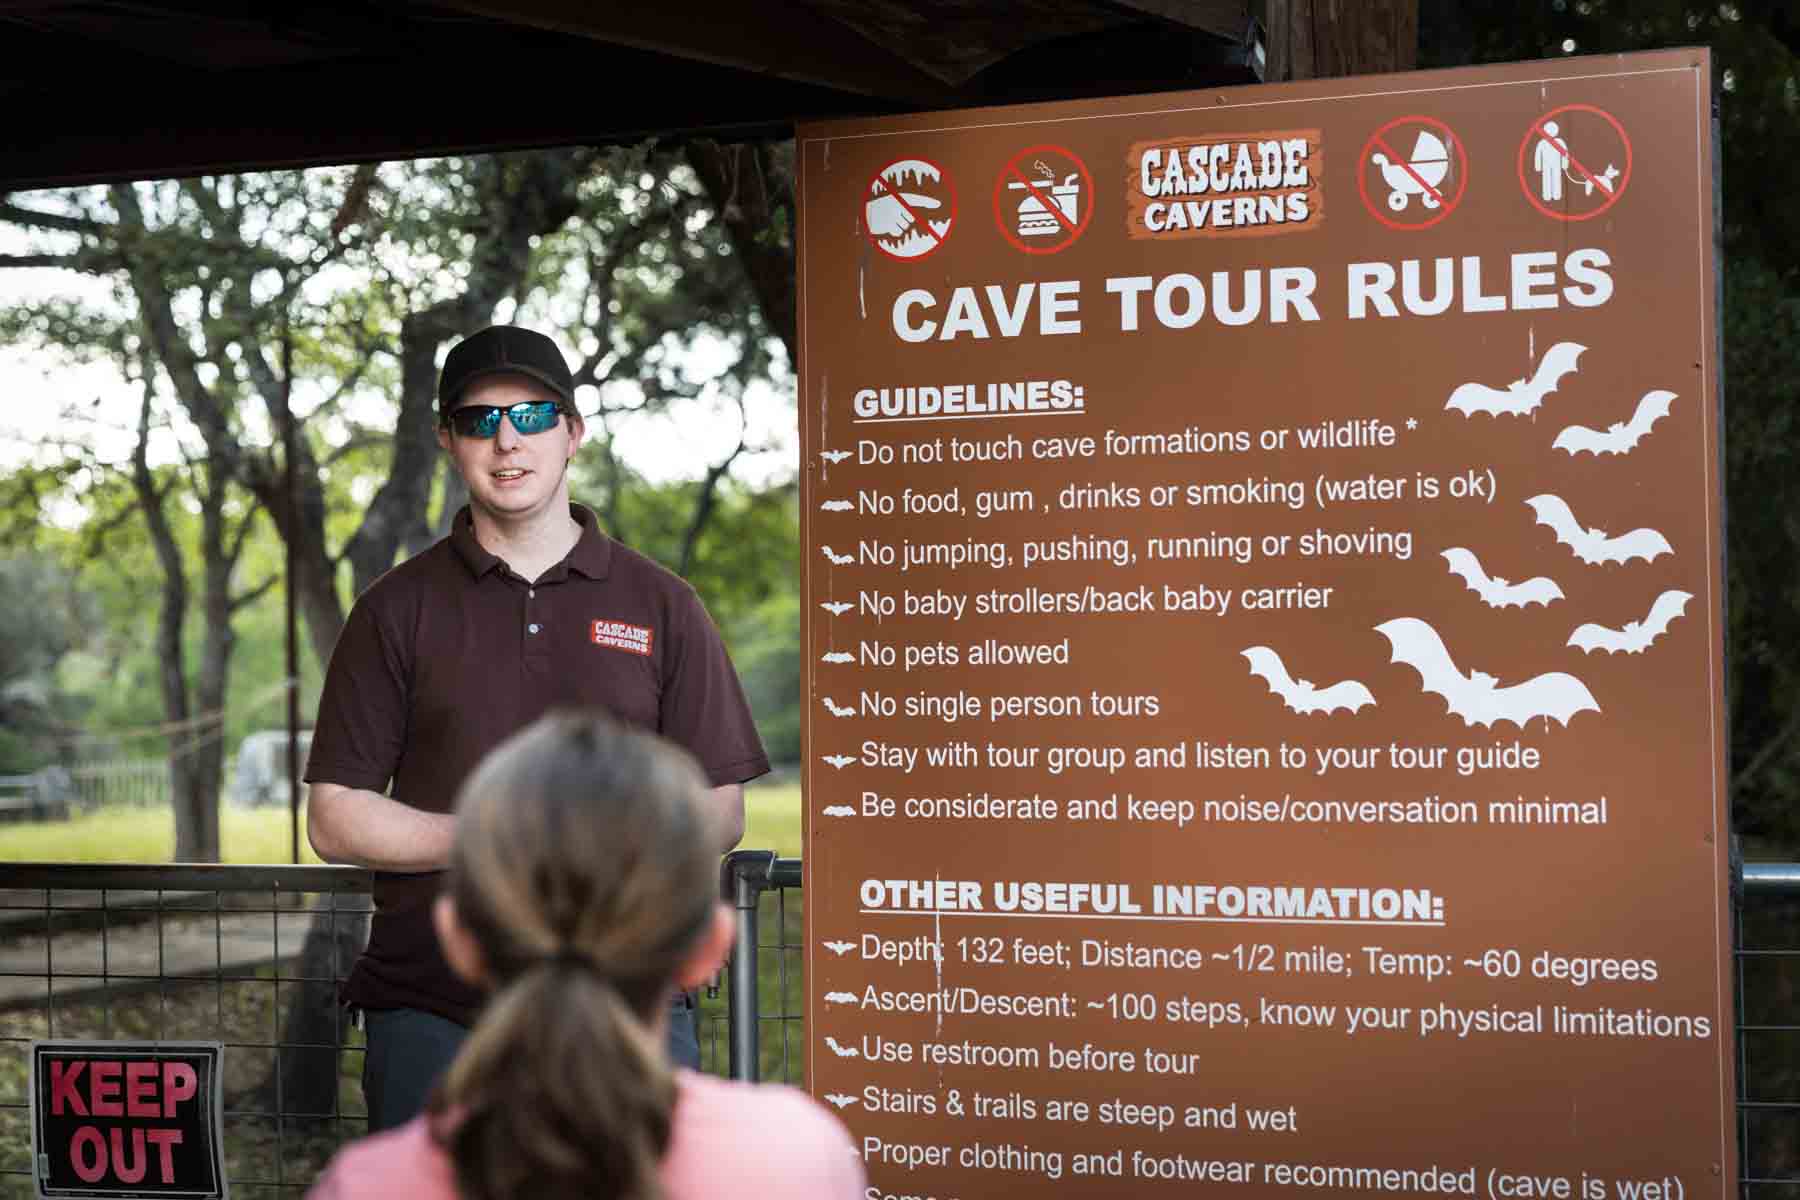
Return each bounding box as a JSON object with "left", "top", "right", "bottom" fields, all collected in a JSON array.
[{"left": 1262, "top": 0, "right": 1417, "bottom": 80}]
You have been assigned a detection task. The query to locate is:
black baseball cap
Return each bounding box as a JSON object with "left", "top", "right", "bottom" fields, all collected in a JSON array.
[{"left": 437, "top": 326, "right": 575, "bottom": 412}]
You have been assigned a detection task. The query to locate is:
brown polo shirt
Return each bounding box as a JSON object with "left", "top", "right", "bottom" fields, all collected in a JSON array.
[{"left": 305, "top": 504, "right": 769, "bottom": 1025}]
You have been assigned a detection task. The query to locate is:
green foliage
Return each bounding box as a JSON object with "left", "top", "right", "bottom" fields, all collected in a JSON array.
[
  {"left": 0, "top": 554, "right": 95, "bottom": 771},
  {"left": 1722, "top": 256, "right": 1800, "bottom": 840},
  {"left": 731, "top": 592, "right": 805, "bottom": 763}
]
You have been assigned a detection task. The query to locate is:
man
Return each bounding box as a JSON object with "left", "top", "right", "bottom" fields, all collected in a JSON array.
[{"left": 305, "top": 325, "right": 768, "bottom": 1132}]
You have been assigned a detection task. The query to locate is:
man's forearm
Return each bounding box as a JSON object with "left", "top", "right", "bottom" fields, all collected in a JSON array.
[
  {"left": 710, "top": 782, "right": 746, "bottom": 855},
  {"left": 307, "top": 783, "right": 455, "bottom": 872}
]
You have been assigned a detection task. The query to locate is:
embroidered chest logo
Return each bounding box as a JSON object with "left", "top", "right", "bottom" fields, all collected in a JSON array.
[{"left": 591, "top": 619, "right": 654, "bottom": 656}]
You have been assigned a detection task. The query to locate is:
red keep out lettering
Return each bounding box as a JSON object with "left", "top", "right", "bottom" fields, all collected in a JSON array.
[
  {"left": 69, "top": 1126, "right": 184, "bottom": 1184},
  {"left": 90, "top": 1061, "right": 121, "bottom": 1115},
  {"left": 50, "top": 1059, "right": 86, "bottom": 1116},
  {"left": 51, "top": 1059, "right": 198, "bottom": 1118}
]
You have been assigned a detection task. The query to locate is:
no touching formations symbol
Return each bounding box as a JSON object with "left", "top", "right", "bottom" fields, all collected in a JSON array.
[
  {"left": 1241, "top": 646, "right": 1375, "bottom": 715},
  {"left": 865, "top": 158, "right": 956, "bottom": 261},
  {"left": 1525, "top": 495, "right": 1672, "bottom": 566},
  {"left": 1375, "top": 617, "right": 1598, "bottom": 729},
  {"left": 1442, "top": 548, "right": 1563, "bottom": 609},
  {"left": 1553, "top": 390, "right": 1675, "bottom": 456},
  {"left": 1569, "top": 590, "right": 1692, "bottom": 654},
  {"left": 1445, "top": 342, "right": 1584, "bottom": 417}
]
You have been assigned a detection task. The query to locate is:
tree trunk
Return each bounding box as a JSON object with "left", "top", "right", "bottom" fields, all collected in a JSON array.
[
  {"left": 179, "top": 481, "right": 236, "bottom": 863},
  {"left": 1267, "top": 0, "right": 1418, "bottom": 81},
  {"left": 130, "top": 388, "right": 215, "bottom": 862}
]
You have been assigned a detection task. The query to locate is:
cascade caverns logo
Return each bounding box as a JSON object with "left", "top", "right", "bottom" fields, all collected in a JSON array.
[{"left": 1126, "top": 129, "right": 1323, "bottom": 240}]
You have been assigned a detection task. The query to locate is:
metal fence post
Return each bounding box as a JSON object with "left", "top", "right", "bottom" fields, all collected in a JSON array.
[{"left": 722, "top": 850, "right": 774, "bottom": 1082}]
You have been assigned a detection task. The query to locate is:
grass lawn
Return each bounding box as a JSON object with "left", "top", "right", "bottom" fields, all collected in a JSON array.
[{"left": 0, "top": 779, "right": 804, "bottom": 864}]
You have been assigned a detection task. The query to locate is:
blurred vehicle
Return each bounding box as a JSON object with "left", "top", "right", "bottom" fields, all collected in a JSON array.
[{"left": 230, "top": 730, "right": 313, "bottom": 809}]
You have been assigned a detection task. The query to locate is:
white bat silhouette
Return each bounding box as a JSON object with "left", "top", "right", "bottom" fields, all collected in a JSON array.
[
  {"left": 819, "top": 601, "right": 852, "bottom": 615},
  {"left": 1553, "top": 390, "right": 1676, "bottom": 456},
  {"left": 824, "top": 1037, "right": 860, "bottom": 1058},
  {"left": 1526, "top": 495, "right": 1673, "bottom": 566},
  {"left": 822, "top": 805, "right": 856, "bottom": 817},
  {"left": 1569, "top": 590, "right": 1692, "bottom": 654},
  {"left": 824, "top": 1094, "right": 858, "bottom": 1110},
  {"left": 821, "top": 545, "right": 854, "bottom": 565},
  {"left": 821, "top": 754, "right": 855, "bottom": 769},
  {"left": 820, "top": 449, "right": 851, "bottom": 464},
  {"left": 1376, "top": 617, "right": 1599, "bottom": 729},
  {"left": 822, "top": 697, "right": 855, "bottom": 717},
  {"left": 1446, "top": 342, "right": 1585, "bottom": 417},
  {"left": 821, "top": 941, "right": 856, "bottom": 956},
  {"left": 1241, "top": 646, "right": 1375, "bottom": 715},
  {"left": 1442, "top": 548, "right": 1564, "bottom": 609},
  {"left": 820, "top": 652, "right": 852, "bottom": 664},
  {"left": 820, "top": 500, "right": 852, "bottom": 512}
]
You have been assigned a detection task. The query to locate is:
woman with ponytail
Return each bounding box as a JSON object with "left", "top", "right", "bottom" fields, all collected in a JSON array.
[{"left": 309, "top": 712, "right": 864, "bottom": 1200}]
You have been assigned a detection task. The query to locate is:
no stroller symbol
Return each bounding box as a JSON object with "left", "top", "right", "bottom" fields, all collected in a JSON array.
[{"left": 1357, "top": 115, "right": 1467, "bottom": 230}]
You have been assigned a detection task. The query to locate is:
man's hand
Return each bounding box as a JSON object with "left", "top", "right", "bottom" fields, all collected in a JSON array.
[{"left": 307, "top": 782, "right": 455, "bottom": 872}]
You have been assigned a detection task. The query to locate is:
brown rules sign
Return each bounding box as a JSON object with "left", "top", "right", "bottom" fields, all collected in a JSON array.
[{"left": 798, "top": 49, "right": 1731, "bottom": 1200}]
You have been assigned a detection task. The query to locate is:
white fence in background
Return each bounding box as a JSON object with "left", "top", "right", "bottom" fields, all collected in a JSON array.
[{"left": 69, "top": 758, "right": 171, "bottom": 809}]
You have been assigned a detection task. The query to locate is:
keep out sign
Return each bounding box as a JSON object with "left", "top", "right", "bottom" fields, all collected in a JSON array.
[{"left": 30, "top": 1042, "right": 225, "bottom": 1199}]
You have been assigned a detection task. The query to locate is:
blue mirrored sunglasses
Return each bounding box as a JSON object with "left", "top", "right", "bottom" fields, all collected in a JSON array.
[{"left": 447, "top": 400, "right": 566, "bottom": 438}]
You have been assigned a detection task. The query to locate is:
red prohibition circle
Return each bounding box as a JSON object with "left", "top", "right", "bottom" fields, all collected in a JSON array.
[
  {"left": 1357, "top": 115, "right": 1468, "bottom": 231},
  {"left": 993, "top": 144, "right": 1095, "bottom": 255},
  {"left": 1516, "top": 104, "right": 1633, "bottom": 222},
  {"left": 864, "top": 156, "right": 957, "bottom": 262}
]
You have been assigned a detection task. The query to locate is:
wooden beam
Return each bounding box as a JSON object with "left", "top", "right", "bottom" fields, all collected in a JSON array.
[
  {"left": 1099, "top": 0, "right": 1247, "bottom": 41},
  {"left": 431, "top": 0, "right": 953, "bottom": 104}
]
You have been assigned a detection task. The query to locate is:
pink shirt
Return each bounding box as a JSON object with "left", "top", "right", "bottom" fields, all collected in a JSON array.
[{"left": 308, "top": 1071, "right": 865, "bottom": 1200}]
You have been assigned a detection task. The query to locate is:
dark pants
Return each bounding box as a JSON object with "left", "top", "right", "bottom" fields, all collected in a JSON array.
[{"left": 361, "top": 995, "right": 701, "bottom": 1133}]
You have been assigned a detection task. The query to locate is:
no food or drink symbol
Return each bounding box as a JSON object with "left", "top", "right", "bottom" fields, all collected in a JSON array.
[
  {"left": 994, "top": 145, "right": 1094, "bottom": 254},
  {"left": 1358, "top": 116, "right": 1468, "bottom": 230},
  {"left": 1517, "top": 104, "right": 1632, "bottom": 221},
  {"left": 864, "top": 158, "right": 956, "bottom": 261}
]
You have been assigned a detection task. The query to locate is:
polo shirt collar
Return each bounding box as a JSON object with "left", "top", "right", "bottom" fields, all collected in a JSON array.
[
  {"left": 448, "top": 504, "right": 615, "bottom": 581},
  {"left": 566, "top": 505, "right": 613, "bottom": 579}
]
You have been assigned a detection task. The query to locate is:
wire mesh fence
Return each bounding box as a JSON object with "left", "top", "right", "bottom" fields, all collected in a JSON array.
[
  {"left": 0, "top": 858, "right": 1792, "bottom": 1197},
  {"left": 1736, "top": 863, "right": 1800, "bottom": 1200}
]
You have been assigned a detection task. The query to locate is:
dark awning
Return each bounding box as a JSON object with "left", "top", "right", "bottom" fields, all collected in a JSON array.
[{"left": 0, "top": 0, "right": 1262, "bottom": 189}]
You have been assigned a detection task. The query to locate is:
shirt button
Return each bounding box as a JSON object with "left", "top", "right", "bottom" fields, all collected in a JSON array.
[
  {"left": 528, "top": 589, "right": 536, "bottom": 599},
  {"left": 528, "top": 623, "right": 541, "bottom": 634}
]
